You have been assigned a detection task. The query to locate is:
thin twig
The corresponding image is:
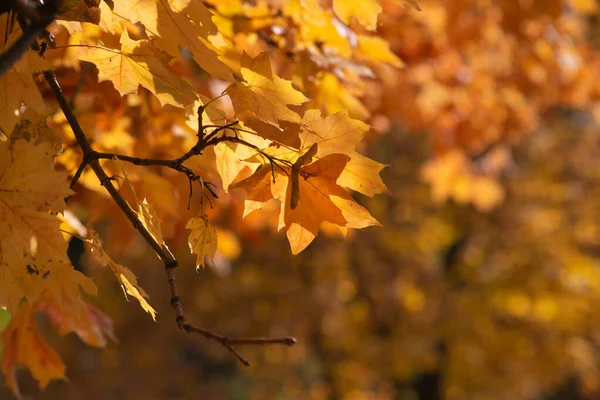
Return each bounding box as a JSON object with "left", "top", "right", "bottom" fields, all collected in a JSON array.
[
  {"left": 43, "top": 69, "right": 297, "bottom": 366},
  {"left": 94, "top": 152, "right": 219, "bottom": 199},
  {"left": 202, "top": 120, "right": 239, "bottom": 143},
  {"left": 209, "top": 135, "right": 293, "bottom": 175},
  {"left": 70, "top": 160, "right": 88, "bottom": 189}
]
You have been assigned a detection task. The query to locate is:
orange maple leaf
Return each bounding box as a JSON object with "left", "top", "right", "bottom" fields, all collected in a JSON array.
[
  {"left": 275, "top": 154, "right": 350, "bottom": 253},
  {"left": 36, "top": 291, "right": 117, "bottom": 348},
  {"left": 1, "top": 302, "right": 65, "bottom": 397},
  {"left": 234, "top": 150, "right": 380, "bottom": 254}
]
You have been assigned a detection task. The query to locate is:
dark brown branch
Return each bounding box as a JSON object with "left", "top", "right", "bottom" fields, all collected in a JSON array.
[
  {"left": 0, "top": 19, "right": 48, "bottom": 76},
  {"left": 94, "top": 151, "right": 219, "bottom": 199},
  {"left": 0, "top": 0, "right": 58, "bottom": 76},
  {"left": 202, "top": 120, "right": 239, "bottom": 143},
  {"left": 70, "top": 160, "right": 88, "bottom": 189},
  {"left": 43, "top": 70, "right": 296, "bottom": 366}
]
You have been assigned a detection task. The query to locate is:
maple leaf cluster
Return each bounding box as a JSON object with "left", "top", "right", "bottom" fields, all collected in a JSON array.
[{"left": 0, "top": 0, "right": 413, "bottom": 395}]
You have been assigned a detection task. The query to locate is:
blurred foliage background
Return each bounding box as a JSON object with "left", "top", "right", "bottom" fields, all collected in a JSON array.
[{"left": 6, "top": 0, "right": 600, "bottom": 399}]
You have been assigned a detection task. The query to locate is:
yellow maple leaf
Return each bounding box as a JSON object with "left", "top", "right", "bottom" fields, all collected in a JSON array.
[
  {"left": 113, "top": 0, "right": 231, "bottom": 80},
  {"left": 2, "top": 302, "right": 66, "bottom": 397},
  {"left": 186, "top": 216, "right": 218, "bottom": 270},
  {"left": 282, "top": 153, "right": 380, "bottom": 252},
  {"left": 283, "top": 0, "right": 322, "bottom": 22},
  {"left": 77, "top": 30, "right": 197, "bottom": 108},
  {"left": 0, "top": 140, "right": 73, "bottom": 212},
  {"left": 0, "top": 139, "right": 94, "bottom": 314},
  {"left": 298, "top": 110, "right": 389, "bottom": 197},
  {"left": 212, "top": 122, "right": 271, "bottom": 192},
  {"left": 0, "top": 222, "right": 33, "bottom": 313},
  {"left": 86, "top": 230, "right": 157, "bottom": 321},
  {"left": 355, "top": 35, "right": 404, "bottom": 68},
  {"left": 312, "top": 73, "right": 370, "bottom": 121},
  {"left": 98, "top": 0, "right": 122, "bottom": 34},
  {"left": 290, "top": 5, "right": 352, "bottom": 58},
  {"left": 300, "top": 109, "right": 370, "bottom": 158},
  {"left": 0, "top": 32, "right": 50, "bottom": 136},
  {"left": 138, "top": 198, "right": 165, "bottom": 246},
  {"left": 337, "top": 152, "right": 390, "bottom": 197},
  {"left": 333, "top": 0, "right": 382, "bottom": 30},
  {"left": 225, "top": 52, "right": 308, "bottom": 126},
  {"left": 237, "top": 148, "right": 356, "bottom": 253}
]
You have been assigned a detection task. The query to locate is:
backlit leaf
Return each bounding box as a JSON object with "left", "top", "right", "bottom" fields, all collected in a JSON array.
[
  {"left": 86, "top": 230, "right": 157, "bottom": 321},
  {"left": 186, "top": 216, "right": 218, "bottom": 270},
  {"left": 77, "top": 30, "right": 197, "bottom": 107},
  {"left": 226, "top": 52, "right": 308, "bottom": 126}
]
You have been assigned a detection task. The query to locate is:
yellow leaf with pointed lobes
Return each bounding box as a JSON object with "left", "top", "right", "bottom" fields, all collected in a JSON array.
[
  {"left": 77, "top": 30, "right": 197, "bottom": 108},
  {"left": 0, "top": 32, "right": 50, "bottom": 135},
  {"left": 300, "top": 109, "right": 370, "bottom": 158},
  {"left": 312, "top": 73, "right": 370, "bottom": 121},
  {"left": 113, "top": 0, "right": 232, "bottom": 80},
  {"left": 0, "top": 139, "right": 73, "bottom": 212},
  {"left": 337, "top": 152, "right": 390, "bottom": 197},
  {"left": 186, "top": 216, "right": 218, "bottom": 270},
  {"left": 214, "top": 124, "right": 271, "bottom": 192},
  {"left": 226, "top": 52, "right": 308, "bottom": 126},
  {"left": 138, "top": 198, "right": 165, "bottom": 246}
]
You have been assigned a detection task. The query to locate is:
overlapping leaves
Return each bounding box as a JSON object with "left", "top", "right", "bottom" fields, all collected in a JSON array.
[{"left": 0, "top": 0, "right": 398, "bottom": 396}]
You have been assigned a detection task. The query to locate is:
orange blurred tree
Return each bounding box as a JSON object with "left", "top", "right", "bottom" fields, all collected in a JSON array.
[{"left": 3, "top": 0, "right": 600, "bottom": 399}]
